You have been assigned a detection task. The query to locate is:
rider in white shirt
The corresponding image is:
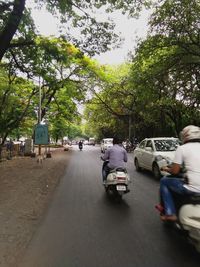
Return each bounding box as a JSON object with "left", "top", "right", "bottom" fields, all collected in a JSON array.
[
  {"left": 159, "top": 125, "right": 200, "bottom": 221},
  {"left": 174, "top": 142, "right": 200, "bottom": 192}
]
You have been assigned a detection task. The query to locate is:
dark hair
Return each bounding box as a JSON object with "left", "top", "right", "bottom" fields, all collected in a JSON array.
[{"left": 113, "top": 137, "right": 122, "bottom": 145}]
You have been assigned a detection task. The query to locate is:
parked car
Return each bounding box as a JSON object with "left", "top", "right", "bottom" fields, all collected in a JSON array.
[
  {"left": 133, "top": 137, "right": 180, "bottom": 179},
  {"left": 101, "top": 138, "right": 113, "bottom": 153}
]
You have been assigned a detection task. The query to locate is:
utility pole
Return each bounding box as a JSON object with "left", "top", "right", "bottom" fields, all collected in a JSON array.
[
  {"left": 38, "top": 76, "right": 42, "bottom": 158},
  {"left": 38, "top": 76, "right": 41, "bottom": 124},
  {"left": 128, "top": 115, "right": 131, "bottom": 141}
]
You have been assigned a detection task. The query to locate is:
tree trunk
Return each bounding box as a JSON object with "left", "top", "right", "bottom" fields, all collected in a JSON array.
[{"left": 0, "top": 0, "right": 26, "bottom": 61}]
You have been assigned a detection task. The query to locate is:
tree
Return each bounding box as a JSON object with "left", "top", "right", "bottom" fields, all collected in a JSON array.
[
  {"left": 84, "top": 64, "right": 136, "bottom": 140},
  {"left": 0, "top": 66, "right": 36, "bottom": 144},
  {"left": 150, "top": 0, "right": 200, "bottom": 58},
  {"left": 84, "top": 0, "right": 200, "bottom": 140},
  {"left": 0, "top": 0, "right": 26, "bottom": 60},
  {"left": 143, "top": 0, "right": 200, "bottom": 132},
  {"left": 0, "top": 35, "right": 112, "bottom": 148},
  {"left": 0, "top": 0, "right": 152, "bottom": 61},
  {"left": 0, "top": 0, "right": 153, "bottom": 148}
]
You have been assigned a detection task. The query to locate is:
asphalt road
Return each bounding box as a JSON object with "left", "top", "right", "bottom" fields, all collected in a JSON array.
[{"left": 19, "top": 145, "right": 200, "bottom": 267}]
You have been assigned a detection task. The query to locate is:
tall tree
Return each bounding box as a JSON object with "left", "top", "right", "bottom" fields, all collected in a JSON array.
[
  {"left": 84, "top": 0, "right": 200, "bottom": 140},
  {"left": 0, "top": 66, "right": 35, "bottom": 145},
  {"left": 0, "top": 33, "right": 117, "bottom": 148},
  {"left": 0, "top": 0, "right": 26, "bottom": 60},
  {"left": 0, "top": 0, "right": 152, "bottom": 61}
]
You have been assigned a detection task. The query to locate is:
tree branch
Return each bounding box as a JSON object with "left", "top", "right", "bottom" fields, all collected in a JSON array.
[{"left": 0, "top": 0, "right": 26, "bottom": 61}]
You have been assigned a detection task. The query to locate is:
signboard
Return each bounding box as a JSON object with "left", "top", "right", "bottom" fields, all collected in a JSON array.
[{"left": 34, "top": 124, "right": 49, "bottom": 145}]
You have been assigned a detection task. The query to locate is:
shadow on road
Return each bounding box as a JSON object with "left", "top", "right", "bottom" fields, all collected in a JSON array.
[{"left": 101, "top": 191, "right": 131, "bottom": 209}]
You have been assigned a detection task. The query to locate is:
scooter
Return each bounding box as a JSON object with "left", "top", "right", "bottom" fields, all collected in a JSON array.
[
  {"left": 102, "top": 160, "right": 130, "bottom": 200},
  {"left": 79, "top": 143, "right": 83, "bottom": 151},
  {"left": 155, "top": 157, "right": 200, "bottom": 253}
]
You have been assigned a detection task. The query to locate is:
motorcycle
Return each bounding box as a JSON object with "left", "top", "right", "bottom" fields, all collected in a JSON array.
[
  {"left": 102, "top": 160, "right": 130, "bottom": 200},
  {"left": 79, "top": 143, "right": 83, "bottom": 151},
  {"left": 155, "top": 157, "right": 200, "bottom": 253}
]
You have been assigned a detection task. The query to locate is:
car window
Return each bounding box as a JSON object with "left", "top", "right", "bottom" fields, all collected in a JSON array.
[
  {"left": 146, "top": 140, "right": 153, "bottom": 149},
  {"left": 139, "top": 140, "right": 146, "bottom": 149},
  {"left": 154, "top": 139, "right": 179, "bottom": 152},
  {"left": 104, "top": 139, "right": 113, "bottom": 144}
]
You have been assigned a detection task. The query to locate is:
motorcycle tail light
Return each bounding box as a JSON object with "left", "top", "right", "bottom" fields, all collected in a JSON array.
[{"left": 117, "top": 176, "right": 126, "bottom": 180}]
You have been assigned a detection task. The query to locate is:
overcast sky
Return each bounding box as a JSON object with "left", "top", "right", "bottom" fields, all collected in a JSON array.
[
  {"left": 94, "top": 10, "right": 150, "bottom": 64},
  {"left": 30, "top": 4, "right": 151, "bottom": 65}
]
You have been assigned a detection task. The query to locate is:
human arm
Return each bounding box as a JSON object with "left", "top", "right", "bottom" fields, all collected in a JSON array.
[
  {"left": 161, "top": 163, "right": 181, "bottom": 175},
  {"left": 124, "top": 150, "right": 128, "bottom": 163},
  {"left": 160, "top": 146, "right": 182, "bottom": 175},
  {"left": 101, "top": 149, "right": 109, "bottom": 161}
]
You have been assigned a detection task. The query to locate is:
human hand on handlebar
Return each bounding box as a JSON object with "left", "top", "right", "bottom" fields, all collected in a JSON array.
[{"left": 160, "top": 166, "right": 170, "bottom": 172}]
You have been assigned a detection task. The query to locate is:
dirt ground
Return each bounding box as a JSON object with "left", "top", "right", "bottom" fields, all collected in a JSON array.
[{"left": 0, "top": 147, "right": 72, "bottom": 267}]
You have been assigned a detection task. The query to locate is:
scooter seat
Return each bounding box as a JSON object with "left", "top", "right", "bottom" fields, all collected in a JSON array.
[
  {"left": 109, "top": 168, "right": 126, "bottom": 173},
  {"left": 178, "top": 194, "right": 200, "bottom": 205},
  {"left": 116, "top": 167, "right": 126, "bottom": 172},
  {"left": 189, "top": 194, "right": 200, "bottom": 204},
  {"left": 172, "top": 193, "right": 200, "bottom": 211}
]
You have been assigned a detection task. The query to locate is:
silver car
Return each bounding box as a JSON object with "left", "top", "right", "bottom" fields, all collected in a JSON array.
[
  {"left": 133, "top": 137, "right": 180, "bottom": 179},
  {"left": 101, "top": 138, "right": 113, "bottom": 153}
]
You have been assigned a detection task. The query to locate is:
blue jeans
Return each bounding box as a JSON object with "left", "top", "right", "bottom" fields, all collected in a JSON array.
[
  {"left": 160, "top": 176, "right": 194, "bottom": 216},
  {"left": 102, "top": 161, "right": 110, "bottom": 182}
]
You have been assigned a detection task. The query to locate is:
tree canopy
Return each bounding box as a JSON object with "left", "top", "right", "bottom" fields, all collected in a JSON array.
[
  {"left": 1, "top": 0, "right": 200, "bottom": 145},
  {"left": 0, "top": 35, "right": 106, "bottom": 145},
  {"left": 0, "top": 0, "right": 152, "bottom": 61},
  {"left": 84, "top": 0, "right": 200, "bottom": 141}
]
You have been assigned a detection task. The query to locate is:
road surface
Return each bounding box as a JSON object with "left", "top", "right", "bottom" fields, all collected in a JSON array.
[{"left": 19, "top": 145, "right": 200, "bottom": 267}]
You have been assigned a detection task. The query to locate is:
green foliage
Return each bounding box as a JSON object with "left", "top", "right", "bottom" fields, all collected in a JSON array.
[
  {"left": 0, "top": 65, "right": 35, "bottom": 142},
  {"left": 83, "top": 0, "right": 200, "bottom": 141},
  {"left": 1, "top": 0, "right": 200, "bottom": 144},
  {"left": 0, "top": 32, "right": 111, "bottom": 144},
  {"left": 0, "top": 0, "right": 152, "bottom": 61},
  {"left": 50, "top": 118, "right": 83, "bottom": 142},
  {"left": 83, "top": 64, "right": 133, "bottom": 140}
]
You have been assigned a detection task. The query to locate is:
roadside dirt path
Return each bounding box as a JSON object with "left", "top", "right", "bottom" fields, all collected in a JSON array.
[{"left": 0, "top": 147, "right": 71, "bottom": 267}]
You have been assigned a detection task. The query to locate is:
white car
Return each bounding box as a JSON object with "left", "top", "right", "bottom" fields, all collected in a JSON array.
[
  {"left": 133, "top": 137, "right": 180, "bottom": 179},
  {"left": 101, "top": 138, "right": 113, "bottom": 153}
]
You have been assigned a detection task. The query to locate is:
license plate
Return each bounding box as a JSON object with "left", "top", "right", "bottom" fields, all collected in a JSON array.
[{"left": 116, "top": 185, "right": 126, "bottom": 191}]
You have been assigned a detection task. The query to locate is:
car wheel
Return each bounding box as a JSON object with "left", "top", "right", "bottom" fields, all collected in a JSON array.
[
  {"left": 135, "top": 158, "right": 141, "bottom": 172},
  {"left": 152, "top": 163, "right": 161, "bottom": 179}
]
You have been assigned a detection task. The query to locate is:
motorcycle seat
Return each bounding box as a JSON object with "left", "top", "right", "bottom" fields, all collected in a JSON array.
[
  {"left": 189, "top": 194, "right": 200, "bottom": 204},
  {"left": 116, "top": 167, "right": 127, "bottom": 172},
  {"left": 178, "top": 194, "right": 200, "bottom": 205},
  {"left": 109, "top": 167, "right": 127, "bottom": 173}
]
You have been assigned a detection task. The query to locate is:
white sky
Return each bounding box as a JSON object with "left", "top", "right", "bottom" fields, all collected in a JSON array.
[
  {"left": 94, "top": 10, "right": 150, "bottom": 64},
  {"left": 29, "top": 4, "right": 151, "bottom": 65}
]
